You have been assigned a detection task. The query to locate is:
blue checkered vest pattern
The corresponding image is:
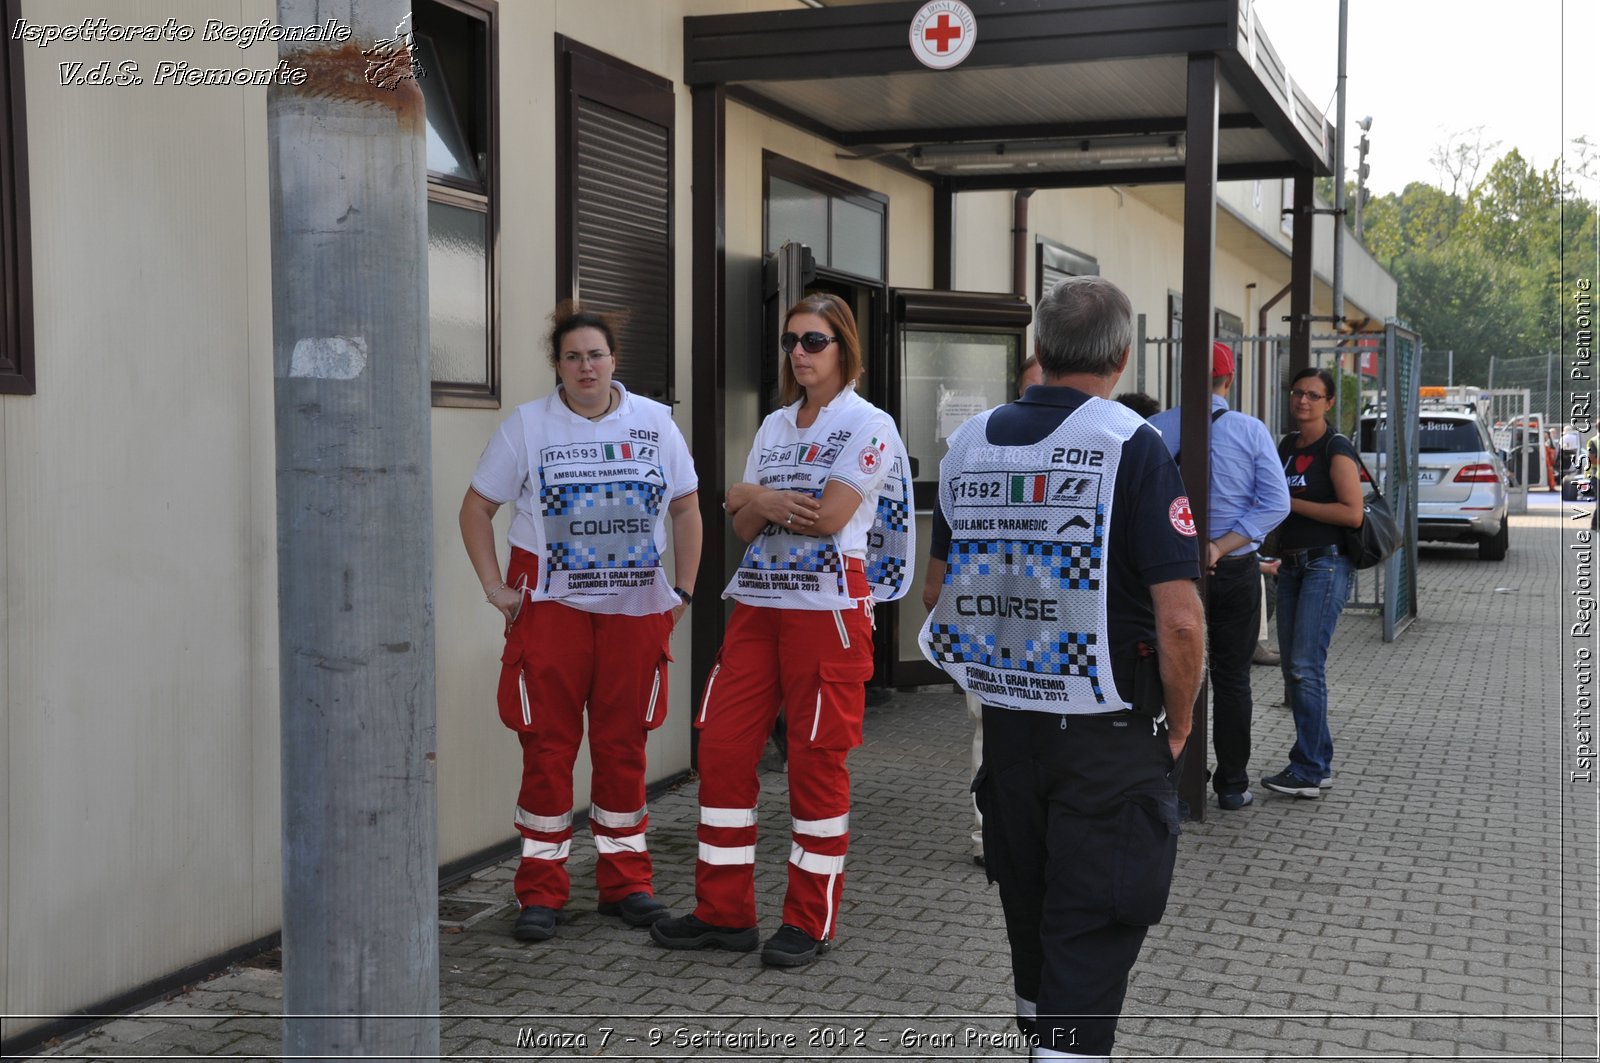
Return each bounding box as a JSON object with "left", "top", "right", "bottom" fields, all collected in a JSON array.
[
  {"left": 726, "top": 388, "right": 915, "bottom": 611},
  {"left": 864, "top": 448, "right": 915, "bottom": 603},
  {"left": 919, "top": 397, "right": 1142, "bottom": 713},
  {"left": 519, "top": 389, "right": 693, "bottom": 615}
]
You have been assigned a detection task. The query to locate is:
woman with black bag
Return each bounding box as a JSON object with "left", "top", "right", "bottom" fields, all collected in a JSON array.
[{"left": 1263, "top": 366, "right": 1364, "bottom": 800}]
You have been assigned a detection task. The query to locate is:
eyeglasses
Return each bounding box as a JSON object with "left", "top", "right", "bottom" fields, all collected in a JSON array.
[
  {"left": 780, "top": 331, "right": 838, "bottom": 355},
  {"left": 560, "top": 351, "right": 613, "bottom": 366},
  {"left": 1289, "top": 388, "right": 1330, "bottom": 402}
]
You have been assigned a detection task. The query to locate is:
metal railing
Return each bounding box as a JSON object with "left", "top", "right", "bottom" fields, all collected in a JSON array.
[{"left": 1134, "top": 322, "right": 1421, "bottom": 640}]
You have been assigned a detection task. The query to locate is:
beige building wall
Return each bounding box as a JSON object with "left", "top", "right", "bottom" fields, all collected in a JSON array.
[
  {"left": 1, "top": 0, "right": 281, "bottom": 1031},
  {"left": 955, "top": 180, "right": 1398, "bottom": 421}
]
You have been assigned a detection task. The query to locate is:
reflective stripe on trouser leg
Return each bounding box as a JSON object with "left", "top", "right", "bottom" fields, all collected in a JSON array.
[
  {"left": 514, "top": 806, "right": 575, "bottom": 910},
  {"left": 774, "top": 599, "right": 868, "bottom": 942},
  {"left": 513, "top": 701, "right": 584, "bottom": 910},
  {"left": 693, "top": 804, "right": 760, "bottom": 927},
  {"left": 586, "top": 611, "right": 667, "bottom": 903},
  {"left": 588, "top": 795, "right": 652, "bottom": 902},
  {"left": 782, "top": 742, "right": 852, "bottom": 940},
  {"left": 692, "top": 604, "right": 783, "bottom": 930},
  {"left": 509, "top": 599, "right": 594, "bottom": 910}
]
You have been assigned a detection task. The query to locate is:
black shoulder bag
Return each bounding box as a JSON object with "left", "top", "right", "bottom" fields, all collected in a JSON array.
[{"left": 1343, "top": 444, "right": 1403, "bottom": 570}]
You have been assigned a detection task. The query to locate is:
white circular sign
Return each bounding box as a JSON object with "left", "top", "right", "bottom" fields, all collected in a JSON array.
[{"left": 909, "top": 0, "right": 977, "bottom": 71}]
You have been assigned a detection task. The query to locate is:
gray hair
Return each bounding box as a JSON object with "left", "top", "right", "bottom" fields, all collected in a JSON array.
[{"left": 1034, "top": 276, "right": 1133, "bottom": 377}]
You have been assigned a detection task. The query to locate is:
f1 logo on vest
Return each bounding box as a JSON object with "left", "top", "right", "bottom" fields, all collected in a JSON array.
[{"left": 909, "top": 0, "right": 976, "bottom": 70}]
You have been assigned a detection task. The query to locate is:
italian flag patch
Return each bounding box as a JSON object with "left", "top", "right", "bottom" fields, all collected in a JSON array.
[
  {"left": 603, "top": 443, "right": 633, "bottom": 460},
  {"left": 1010, "top": 474, "right": 1047, "bottom": 502}
]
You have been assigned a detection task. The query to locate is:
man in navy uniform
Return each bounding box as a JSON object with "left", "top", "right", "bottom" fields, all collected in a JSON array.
[
  {"left": 921, "top": 276, "right": 1205, "bottom": 1061},
  {"left": 1149, "top": 342, "right": 1289, "bottom": 810}
]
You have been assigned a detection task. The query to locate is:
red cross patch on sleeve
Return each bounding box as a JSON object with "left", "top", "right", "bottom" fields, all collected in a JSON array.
[{"left": 1168, "top": 496, "right": 1197, "bottom": 537}]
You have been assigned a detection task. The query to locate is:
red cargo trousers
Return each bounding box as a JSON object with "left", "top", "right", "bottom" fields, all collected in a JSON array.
[
  {"left": 497, "top": 548, "right": 674, "bottom": 910},
  {"left": 692, "top": 563, "right": 874, "bottom": 940}
]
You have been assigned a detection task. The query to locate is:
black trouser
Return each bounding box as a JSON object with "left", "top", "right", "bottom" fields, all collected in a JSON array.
[
  {"left": 977, "top": 706, "right": 1181, "bottom": 1057},
  {"left": 1207, "top": 554, "right": 1262, "bottom": 796}
]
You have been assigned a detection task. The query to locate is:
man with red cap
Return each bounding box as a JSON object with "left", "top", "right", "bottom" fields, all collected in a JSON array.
[{"left": 1148, "top": 342, "right": 1290, "bottom": 811}]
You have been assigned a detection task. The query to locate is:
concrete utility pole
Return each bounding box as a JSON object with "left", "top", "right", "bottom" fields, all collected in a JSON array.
[
  {"left": 268, "top": 2, "right": 439, "bottom": 1059},
  {"left": 1354, "top": 116, "right": 1372, "bottom": 241},
  {"left": 1331, "top": 0, "right": 1349, "bottom": 330}
]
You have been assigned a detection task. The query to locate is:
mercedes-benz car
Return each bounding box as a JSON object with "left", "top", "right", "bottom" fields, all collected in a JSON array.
[{"left": 1359, "top": 403, "right": 1510, "bottom": 561}]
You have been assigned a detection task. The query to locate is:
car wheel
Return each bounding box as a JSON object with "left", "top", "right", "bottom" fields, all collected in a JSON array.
[{"left": 1479, "top": 519, "right": 1509, "bottom": 561}]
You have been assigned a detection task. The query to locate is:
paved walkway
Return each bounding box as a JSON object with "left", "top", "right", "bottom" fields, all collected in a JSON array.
[{"left": 30, "top": 510, "right": 1598, "bottom": 1060}]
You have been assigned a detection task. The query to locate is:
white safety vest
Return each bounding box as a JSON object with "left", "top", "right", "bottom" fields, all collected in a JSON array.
[
  {"left": 474, "top": 383, "right": 696, "bottom": 616},
  {"left": 725, "top": 387, "right": 915, "bottom": 611},
  {"left": 918, "top": 397, "right": 1142, "bottom": 713}
]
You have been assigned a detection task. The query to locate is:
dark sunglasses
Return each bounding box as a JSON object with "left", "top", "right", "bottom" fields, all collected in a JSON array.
[{"left": 780, "top": 331, "right": 838, "bottom": 355}]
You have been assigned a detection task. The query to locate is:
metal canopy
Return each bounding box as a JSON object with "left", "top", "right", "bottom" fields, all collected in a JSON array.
[
  {"left": 683, "top": 0, "right": 1335, "bottom": 189},
  {"left": 683, "top": 0, "right": 1336, "bottom": 824}
]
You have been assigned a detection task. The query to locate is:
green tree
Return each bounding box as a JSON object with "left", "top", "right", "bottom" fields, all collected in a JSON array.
[
  {"left": 1357, "top": 137, "right": 1598, "bottom": 388},
  {"left": 1387, "top": 241, "right": 1537, "bottom": 385}
]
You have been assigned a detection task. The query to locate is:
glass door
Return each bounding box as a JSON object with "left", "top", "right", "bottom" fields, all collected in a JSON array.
[{"left": 881, "top": 290, "right": 1032, "bottom": 687}]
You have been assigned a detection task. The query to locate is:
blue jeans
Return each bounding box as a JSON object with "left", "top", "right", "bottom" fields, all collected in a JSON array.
[{"left": 1275, "top": 554, "right": 1352, "bottom": 781}]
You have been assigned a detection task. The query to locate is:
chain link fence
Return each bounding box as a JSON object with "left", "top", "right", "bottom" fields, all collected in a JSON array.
[{"left": 1487, "top": 353, "right": 1562, "bottom": 428}]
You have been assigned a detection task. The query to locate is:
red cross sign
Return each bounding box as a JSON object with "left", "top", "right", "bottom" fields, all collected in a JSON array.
[
  {"left": 909, "top": 1, "right": 976, "bottom": 70},
  {"left": 923, "top": 13, "right": 962, "bottom": 53}
]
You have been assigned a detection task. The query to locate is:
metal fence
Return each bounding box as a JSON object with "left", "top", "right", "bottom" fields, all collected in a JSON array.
[
  {"left": 1134, "top": 323, "right": 1421, "bottom": 641},
  {"left": 1488, "top": 352, "right": 1563, "bottom": 434}
]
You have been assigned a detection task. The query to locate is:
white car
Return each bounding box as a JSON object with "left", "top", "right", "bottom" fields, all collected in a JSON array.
[{"left": 1359, "top": 404, "right": 1510, "bottom": 561}]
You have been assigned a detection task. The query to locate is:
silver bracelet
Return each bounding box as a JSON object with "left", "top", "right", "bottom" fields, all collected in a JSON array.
[{"left": 485, "top": 581, "right": 507, "bottom": 603}]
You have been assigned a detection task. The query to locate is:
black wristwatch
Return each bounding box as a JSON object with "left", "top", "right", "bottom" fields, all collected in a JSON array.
[{"left": 674, "top": 586, "right": 694, "bottom": 606}]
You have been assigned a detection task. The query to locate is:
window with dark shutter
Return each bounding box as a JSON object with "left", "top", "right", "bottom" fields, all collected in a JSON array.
[{"left": 557, "top": 40, "right": 674, "bottom": 404}]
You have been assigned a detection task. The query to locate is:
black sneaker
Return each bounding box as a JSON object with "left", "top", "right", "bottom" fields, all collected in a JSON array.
[
  {"left": 649, "top": 913, "right": 758, "bottom": 952},
  {"left": 760, "top": 924, "right": 832, "bottom": 968},
  {"left": 512, "top": 905, "right": 558, "bottom": 941},
  {"left": 1261, "top": 770, "right": 1322, "bottom": 798},
  {"left": 598, "top": 892, "right": 668, "bottom": 927},
  {"left": 1216, "top": 789, "right": 1254, "bottom": 811}
]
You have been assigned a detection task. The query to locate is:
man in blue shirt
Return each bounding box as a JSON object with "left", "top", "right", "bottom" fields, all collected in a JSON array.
[{"left": 1148, "top": 343, "right": 1290, "bottom": 810}]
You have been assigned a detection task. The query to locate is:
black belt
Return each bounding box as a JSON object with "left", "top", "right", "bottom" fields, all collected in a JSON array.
[
  {"left": 1281, "top": 544, "right": 1340, "bottom": 567},
  {"left": 1215, "top": 551, "right": 1260, "bottom": 566}
]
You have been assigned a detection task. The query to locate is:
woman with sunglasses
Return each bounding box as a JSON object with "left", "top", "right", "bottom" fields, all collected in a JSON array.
[
  {"left": 460, "top": 301, "right": 702, "bottom": 943},
  {"left": 1262, "top": 366, "right": 1364, "bottom": 801},
  {"left": 652, "top": 292, "right": 913, "bottom": 968}
]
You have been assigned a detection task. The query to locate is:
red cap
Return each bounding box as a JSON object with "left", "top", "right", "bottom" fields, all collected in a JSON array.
[{"left": 1212, "top": 341, "right": 1235, "bottom": 378}]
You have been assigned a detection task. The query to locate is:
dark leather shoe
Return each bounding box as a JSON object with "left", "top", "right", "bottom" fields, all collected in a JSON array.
[
  {"left": 598, "top": 892, "right": 668, "bottom": 927},
  {"left": 512, "top": 905, "right": 558, "bottom": 942},
  {"left": 760, "top": 924, "right": 832, "bottom": 968},
  {"left": 650, "top": 912, "right": 758, "bottom": 952}
]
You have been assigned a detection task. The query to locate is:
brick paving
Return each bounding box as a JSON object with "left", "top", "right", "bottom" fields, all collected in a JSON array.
[{"left": 29, "top": 509, "right": 1597, "bottom": 1060}]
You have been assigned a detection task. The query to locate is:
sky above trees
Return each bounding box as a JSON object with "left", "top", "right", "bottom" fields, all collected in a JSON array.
[{"left": 1252, "top": 0, "right": 1594, "bottom": 198}]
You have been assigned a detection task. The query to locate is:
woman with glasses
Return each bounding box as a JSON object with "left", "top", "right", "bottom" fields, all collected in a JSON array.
[
  {"left": 652, "top": 292, "right": 912, "bottom": 969},
  {"left": 1262, "top": 366, "right": 1364, "bottom": 801},
  {"left": 460, "top": 301, "right": 702, "bottom": 943}
]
